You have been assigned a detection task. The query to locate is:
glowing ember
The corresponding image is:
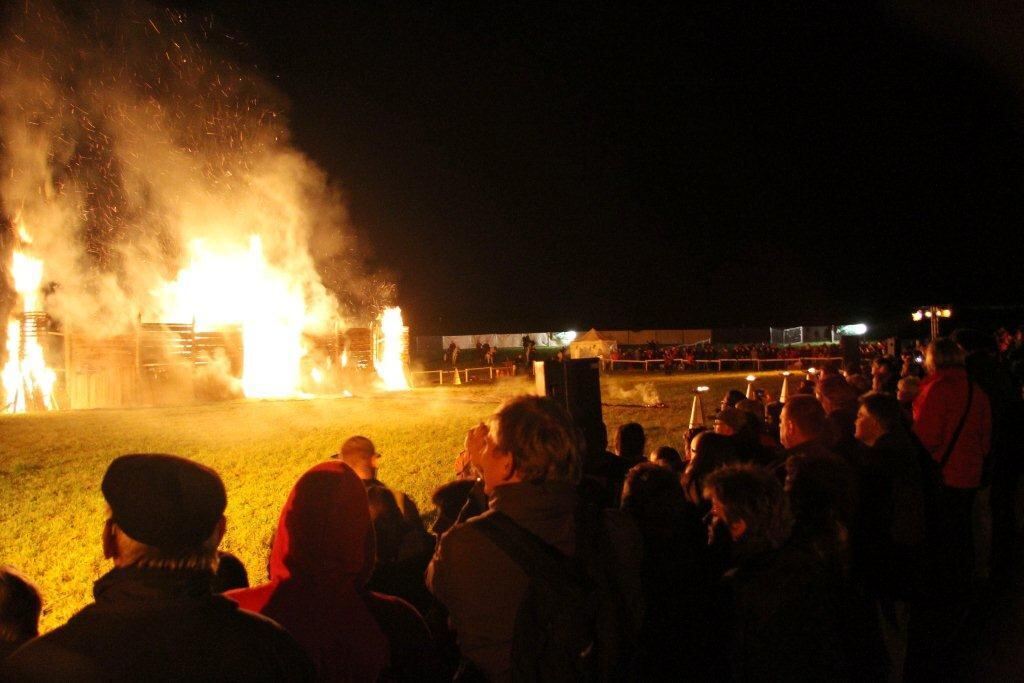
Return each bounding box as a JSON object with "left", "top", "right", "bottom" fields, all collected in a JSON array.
[
  {"left": 2, "top": 249, "right": 57, "bottom": 413},
  {"left": 375, "top": 307, "right": 409, "bottom": 391}
]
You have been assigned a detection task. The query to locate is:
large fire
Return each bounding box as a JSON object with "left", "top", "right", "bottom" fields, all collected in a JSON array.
[
  {"left": 153, "top": 235, "right": 313, "bottom": 399},
  {"left": 0, "top": 4, "right": 410, "bottom": 412},
  {"left": 2, "top": 246, "right": 57, "bottom": 413},
  {"left": 2, "top": 231, "right": 411, "bottom": 410}
]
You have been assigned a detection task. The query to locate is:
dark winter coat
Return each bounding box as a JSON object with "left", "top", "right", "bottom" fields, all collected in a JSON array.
[
  {"left": 1, "top": 567, "right": 312, "bottom": 682},
  {"left": 722, "top": 541, "right": 852, "bottom": 682},
  {"left": 851, "top": 429, "right": 929, "bottom": 600}
]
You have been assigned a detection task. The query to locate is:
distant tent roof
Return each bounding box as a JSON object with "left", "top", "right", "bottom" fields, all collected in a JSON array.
[{"left": 575, "top": 328, "right": 608, "bottom": 342}]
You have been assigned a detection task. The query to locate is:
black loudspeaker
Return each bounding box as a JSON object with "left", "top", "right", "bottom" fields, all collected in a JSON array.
[
  {"left": 534, "top": 359, "right": 603, "bottom": 450},
  {"left": 839, "top": 335, "right": 860, "bottom": 368}
]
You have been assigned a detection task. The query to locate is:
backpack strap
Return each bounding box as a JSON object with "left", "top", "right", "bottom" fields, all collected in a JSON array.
[
  {"left": 938, "top": 380, "right": 974, "bottom": 472},
  {"left": 472, "top": 511, "right": 577, "bottom": 580}
]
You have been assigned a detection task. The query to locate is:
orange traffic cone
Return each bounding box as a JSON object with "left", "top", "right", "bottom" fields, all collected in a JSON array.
[
  {"left": 779, "top": 371, "right": 791, "bottom": 404},
  {"left": 689, "top": 386, "right": 709, "bottom": 428},
  {"left": 453, "top": 367, "right": 462, "bottom": 385}
]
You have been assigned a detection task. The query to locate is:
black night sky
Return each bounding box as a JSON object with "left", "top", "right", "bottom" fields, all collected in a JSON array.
[{"left": 179, "top": 1, "right": 1024, "bottom": 335}]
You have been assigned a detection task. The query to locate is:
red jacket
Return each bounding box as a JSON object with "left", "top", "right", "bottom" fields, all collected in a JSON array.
[
  {"left": 227, "top": 461, "right": 390, "bottom": 681},
  {"left": 912, "top": 368, "right": 991, "bottom": 489}
]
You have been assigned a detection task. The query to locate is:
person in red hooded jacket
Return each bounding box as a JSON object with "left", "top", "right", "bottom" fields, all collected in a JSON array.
[
  {"left": 227, "top": 461, "right": 436, "bottom": 682},
  {"left": 912, "top": 338, "right": 991, "bottom": 592}
]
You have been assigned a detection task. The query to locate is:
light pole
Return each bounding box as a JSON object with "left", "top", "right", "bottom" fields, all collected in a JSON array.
[{"left": 911, "top": 306, "right": 952, "bottom": 340}]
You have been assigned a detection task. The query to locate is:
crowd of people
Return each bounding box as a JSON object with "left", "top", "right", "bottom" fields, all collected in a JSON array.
[
  {"left": 609, "top": 339, "right": 892, "bottom": 366},
  {"left": 2, "top": 328, "right": 1023, "bottom": 681}
]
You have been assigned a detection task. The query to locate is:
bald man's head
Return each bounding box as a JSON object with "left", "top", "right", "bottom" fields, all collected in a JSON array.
[{"left": 339, "top": 436, "right": 379, "bottom": 480}]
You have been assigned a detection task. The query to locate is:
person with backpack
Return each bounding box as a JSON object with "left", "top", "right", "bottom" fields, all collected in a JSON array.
[
  {"left": 426, "top": 395, "right": 644, "bottom": 681},
  {"left": 905, "top": 338, "right": 992, "bottom": 679},
  {"left": 912, "top": 339, "right": 991, "bottom": 591}
]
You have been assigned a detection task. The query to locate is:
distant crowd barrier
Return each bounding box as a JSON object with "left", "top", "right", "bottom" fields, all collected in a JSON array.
[
  {"left": 608, "top": 356, "right": 845, "bottom": 372},
  {"left": 411, "top": 362, "right": 517, "bottom": 386},
  {"left": 410, "top": 356, "right": 846, "bottom": 383}
]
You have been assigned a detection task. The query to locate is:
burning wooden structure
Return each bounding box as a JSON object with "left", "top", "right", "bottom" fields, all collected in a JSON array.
[
  {"left": 2, "top": 313, "right": 409, "bottom": 411},
  {"left": 62, "top": 321, "right": 245, "bottom": 409}
]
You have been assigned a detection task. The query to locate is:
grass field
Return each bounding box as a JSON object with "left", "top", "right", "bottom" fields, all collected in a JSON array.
[{"left": 0, "top": 370, "right": 787, "bottom": 631}]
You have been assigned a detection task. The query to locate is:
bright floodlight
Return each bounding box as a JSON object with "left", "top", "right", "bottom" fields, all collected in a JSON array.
[
  {"left": 941, "top": 309, "right": 952, "bottom": 318},
  {"left": 912, "top": 310, "right": 923, "bottom": 322},
  {"left": 842, "top": 323, "right": 867, "bottom": 336}
]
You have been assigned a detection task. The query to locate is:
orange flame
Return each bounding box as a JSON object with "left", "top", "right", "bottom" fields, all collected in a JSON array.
[
  {"left": 375, "top": 306, "right": 409, "bottom": 391},
  {"left": 153, "top": 236, "right": 313, "bottom": 398},
  {"left": 2, "top": 249, "right": 57, "bottom": 413}
]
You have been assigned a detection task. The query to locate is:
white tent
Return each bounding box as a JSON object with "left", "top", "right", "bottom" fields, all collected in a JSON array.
[{"left": 569, "top": 328, "right": 617, "bottom": 359}]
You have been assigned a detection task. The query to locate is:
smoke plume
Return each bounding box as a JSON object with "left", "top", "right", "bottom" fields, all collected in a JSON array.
[{"left": 0, "top": 0, "right": 380, "bottom": 334}]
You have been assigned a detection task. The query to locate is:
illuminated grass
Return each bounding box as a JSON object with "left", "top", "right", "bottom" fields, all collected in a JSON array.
[{"left": 0, "top": 370, "right": 785, "bottom": 631}]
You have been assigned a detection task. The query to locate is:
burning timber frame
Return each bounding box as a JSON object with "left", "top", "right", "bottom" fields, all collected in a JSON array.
[
  {"left": 62, "top": 321, "right": 247, "bottom": 409},
  {"left": 4, "top": 312, "right": 407, "bottom": 411}
]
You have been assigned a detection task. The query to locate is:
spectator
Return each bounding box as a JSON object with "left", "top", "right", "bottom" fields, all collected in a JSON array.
[
  {"left": 648, "top": 445, "right": 685, "bottom": 474},
  {"left": 681, "top": 425, "right": 707, "bottom": 464},
  {"left": 364, "top": 484, "right": 436, "bottom": 615},
  {"left": 430, "top": 479, "right": 486, "bottom": 538},
  {"left": 872, "top": 357, "right": 900, "bottom": 394},
  {"left": 846, "top": 373, "right": 871, "bottom": 395},
  {"left": 779, "top": 395, "right": 836, "bottom": 463},
  {"left": 718, "top": 405, "right": 777, "bottom": 467},
  {"left": 912, "top": 338, "right": 991, "bottom": 591},
  {"left": 954, "top": 328, "right": 1024, "bottom": 588},
  {"left": 736, "top": 398, "right": 782, "bottom": 453},
  {"left": 614, "top": 422, "right": 646, "bottom": 467},
  {"left": 853, "top": 393, "right": 928, "bottom": 600},
  {"left": 713, "top": 407, "right": 746, "bottom": 437},
  {"left": 719, "top": 389, "right": 746, "bottom": 413},
  {"left": 338, "top": 436, "right": 426, "bottom": 533},
  {"left": 704, "top": 464, "right": 848, "bottom": 681},
  {"left": 427, "top": 396, "right": 644, "bottom": 680},
  {"left": 338, "top": 436, "right": 435, "bottom": 611},
  {"left": 580, "top": 421, "right": 631, "bottom": 509},
  {"left": 0, "top": 567, "right": 40, "bottom": 661},
  {"left": 896, "top": 376, "right": 921, "bottom": 424},
  {"left": 622, "top": 464, "right": 718, "bottom": 679},
  {"left": 4, "top": 454, "right": 313, "bottom": 681},
  {"left": 227, "top": 460, "right": 437, "bottom": 681},
  {"left": 784, "top": 451, "right": 857, "bottom": 579},
  {"left": 682, "top": 432, "right": 739, "bottom": 513},
  {"left": 816, "top": 375, "right": 865, "bottom": 463},
  {"left": 764, "top": 401, "right": 784, "bottom": 444}
]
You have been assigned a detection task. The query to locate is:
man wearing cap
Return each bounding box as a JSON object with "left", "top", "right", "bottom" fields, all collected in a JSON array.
[
  {"left": 337, "top": 435, "right": 425, "bottom": 530},
  {"left": 3, "top": 453, "right": 313, "bottom": 682}
]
